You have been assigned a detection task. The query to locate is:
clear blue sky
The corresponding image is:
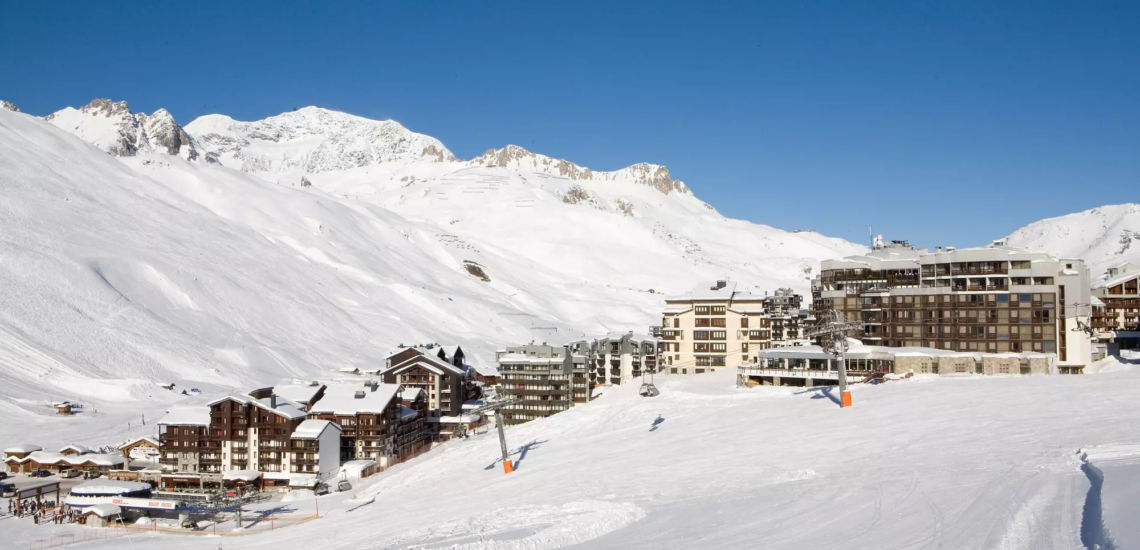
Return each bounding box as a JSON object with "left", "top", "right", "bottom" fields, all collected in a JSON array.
[{"left": 2, "top": 1, "right": 1137, "bottom": 248}]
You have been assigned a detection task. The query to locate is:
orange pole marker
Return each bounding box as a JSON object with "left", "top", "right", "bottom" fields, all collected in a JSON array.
[
  {"left": 841, "top": 391, "right": 853, "bottom": 408},
  {"left": 503, "top": 460, "right": 514, "bottom": 474}
]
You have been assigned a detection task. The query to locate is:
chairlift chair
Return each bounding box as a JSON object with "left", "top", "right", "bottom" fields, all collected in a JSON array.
[{"left": 639, "top": 368, "right": 660, "bottom": 397}]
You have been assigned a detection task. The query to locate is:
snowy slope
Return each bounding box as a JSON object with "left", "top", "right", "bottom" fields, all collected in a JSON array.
[
  {"left": 10, "top": 357, "right": 1140, "bottom": 549},
  {"left": 1003, "top": 203, "right": 1140, "bottom": 282},
  {"left": 182, "top": 106, "right": 861, "bottom": 296},
  {"left": 0, "top": 105, "right": 862, "bottom": 450}
]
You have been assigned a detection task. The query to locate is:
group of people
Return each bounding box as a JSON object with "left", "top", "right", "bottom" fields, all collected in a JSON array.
[{"left": 6, "top": 498, "right": 77, "bottom": 525}]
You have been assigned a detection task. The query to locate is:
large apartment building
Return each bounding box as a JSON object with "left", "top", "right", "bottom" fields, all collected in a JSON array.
[
  {"left": 592, "top": 332, "right": 659, "bottom": 386},
  {"left": 158, "top": 390, "right": 322, "bottom": 489},
  {"left": 380, "top": 345, "right": 477, "bottom": 417},
  {"left": 495, "top": 334, "right": 660, "bottom": 425},
  {"left": 496, "top": 343, "right": 578, "bottom": 425},
  {"left": 1091, "top": 263, "right": 1140, "bottom": 353},
  {"left": 811, "top": 240, "right": 1092, "bottom": 372},
  {"left": 764, "top": 288, "right": 810, "bottom": 344},
  {"left": 158, "top": 379, "right": 430, "bottom": 488},
  {"left": 660, "top": 281, "right": 776, "bottom": 374}
]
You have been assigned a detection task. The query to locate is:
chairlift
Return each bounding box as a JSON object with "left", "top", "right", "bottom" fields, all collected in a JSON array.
[{"left": 639, "top": 368, "right": 660, "bottom": 397}]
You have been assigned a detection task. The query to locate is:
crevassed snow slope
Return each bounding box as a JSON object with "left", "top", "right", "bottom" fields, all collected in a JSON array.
[
  {"left": 0, "top": 107, "right": 860, "bottom": 449},
  {"left": 13, "top": 358, "right": 1140, "bottom": 549},
  {"left": 1004, "top": 203, "right": 1140, "bottom": 282}
]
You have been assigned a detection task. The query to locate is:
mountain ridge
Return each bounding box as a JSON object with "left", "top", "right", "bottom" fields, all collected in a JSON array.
[
  {"left": 44, "top": 98, "right": 200, "bottom": 160},
  {"left": 1003, "top": 202, "right": 1140, "bottom": 282}
]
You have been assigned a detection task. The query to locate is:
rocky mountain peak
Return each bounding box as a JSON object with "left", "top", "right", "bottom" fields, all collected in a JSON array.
[
  {"left": 44, "top": 98, "right": 199, "bottom": 160},
  {"left": 79, "top": 98, "right": 132, "bottom": 117},
  {"left": 0, "top": 100, "right": 19, "bottom": 113},
  {"left": 472, "top": 145, "right": 688, "bottom": 195},
  {"left": 615, "top": 163, "right": 688, "bottom": 195}
]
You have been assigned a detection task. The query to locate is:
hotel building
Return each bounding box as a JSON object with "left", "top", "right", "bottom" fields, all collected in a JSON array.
[{"left": 811, "top": 240, "right": 1092, "bottom": 373}]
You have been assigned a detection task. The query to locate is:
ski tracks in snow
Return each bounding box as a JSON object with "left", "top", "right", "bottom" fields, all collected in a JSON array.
[{"left": 369, "top": 500, "right": 646, "bottom": 550}]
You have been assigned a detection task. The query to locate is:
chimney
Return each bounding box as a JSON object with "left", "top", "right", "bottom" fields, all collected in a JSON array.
[
  {"left": 270, "top": 395, "right": 277, "bottom": 409},
  {"left": 354, "top": 390, "right": 366, "bottom": 399}
]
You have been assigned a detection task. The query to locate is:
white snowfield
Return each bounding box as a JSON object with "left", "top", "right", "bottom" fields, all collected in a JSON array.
[{"left": 8, "top": 355, "right": 1140, "bottom": 549}]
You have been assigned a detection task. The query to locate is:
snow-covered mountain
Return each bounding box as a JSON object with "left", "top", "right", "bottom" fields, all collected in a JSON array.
[
  {"left": 184, "top": 106, "right": 455, "bottom": 180},
  {"left": 45, "top": 99, "right": 200, "bottom": 160},
  {"left": 0, "top": 102, "right": 865, "bottom": 447},
  {"left": 1003, "top": 203, "right": 1140, "bottom": 282}
]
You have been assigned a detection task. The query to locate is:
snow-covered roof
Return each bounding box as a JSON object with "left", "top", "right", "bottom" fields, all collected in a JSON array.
[
  {"left": 6, "top": 451, "right": 124, "bottom": 466},
  {"left": 222, "top": 470, "right": 262, "bottom": 482},
  {"left": 291, "top": 419, "right": 341, "bottom": 440},
  {"left": 466, "top": 362, "right": 500, "bottom": 377},
  {"left": 385, "top": 343, "right": 461, "bottom": 362},
  {"left": 397, "top": 404, "right": 419, "bottom": 421},
  {"left": 340, "top": 460, "right": 378, "bottom": 477},
  {"left": 1100, "top": 269, "right": 1140, "bottom": 290},
  {"left": 432, "top": 414, "right": 483, "bottom": 424},
  {"left": 158, "top": 406, "right": 210, "bottom": 426},
  {"left": 385, "top": 353, "right": 465, "bottom": 377},
  {"left": 69, "top": 480, "right": 150, "bottom": 496},
  {"left": 665, "top": 280, "right": 766, "bottom": 303},
  {"left": 497, "top": 353, "right": 564, "bottom": 364},
  {"left": 308, "top": 382, "right": 400, "bottom": 415},
  {"left": 59, "top": 444, "right": 92, "bottom": 454},
  {"left": 4, "top": 444, "right": 43, "bottom": 454},
  {"left": 119, "top": 436, "right": 159, "bottom": 449},
  {"left": 207, "top": 394, "right": 307, "bottom": 420},
  {"left": 83, "top": 504, "right": 122, "bottom": 518},
  {"left": 289, "top": 474, "right": 319, "bottom": 488},
  {"left": 599, "top": 331, "right": 656, "bottom": 343},
  {"left": 398, "top": 387, "right": 424, "bottom": 401},
  {"left": 272, "top": 382, "right": 326, "bottom": 405}
]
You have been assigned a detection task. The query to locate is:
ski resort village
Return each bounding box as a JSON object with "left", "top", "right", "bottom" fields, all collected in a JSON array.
[{"left": 2, "top": 88, "right": 1140, "bottom": 549}]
